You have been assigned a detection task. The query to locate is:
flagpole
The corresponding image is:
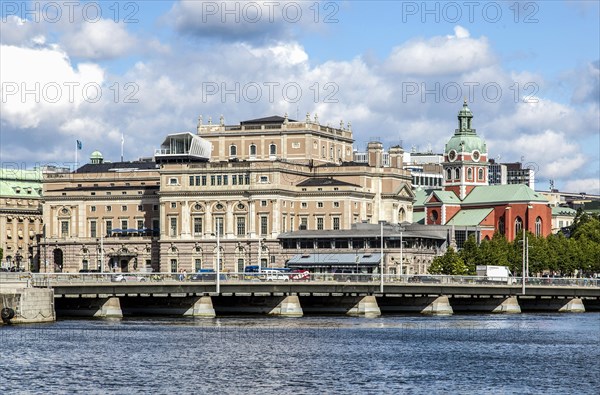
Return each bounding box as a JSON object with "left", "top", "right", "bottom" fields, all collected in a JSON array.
[
  {"left": 121, "top": 133, "right": 124, "bottom": 162},
  {"left": 75, "top": 140, "right": 78, "bottom": 171}
]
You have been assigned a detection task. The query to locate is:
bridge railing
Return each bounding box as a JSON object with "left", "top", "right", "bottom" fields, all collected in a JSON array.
[{"left": 21, "top": 272, "right": 600, "bottom": 287}]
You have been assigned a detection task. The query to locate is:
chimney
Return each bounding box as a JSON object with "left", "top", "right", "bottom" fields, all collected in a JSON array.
[
  {"left": 367, "top": 141, "right": 383, "bottom": 168},
  {"left": 388, "top": 146, "right": 404, "bottom": 168}
]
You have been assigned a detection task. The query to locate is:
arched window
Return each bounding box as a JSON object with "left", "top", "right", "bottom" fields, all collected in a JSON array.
[
  {"left": 430, "top": 210, "right": 439, "bottom": 223},
  {"left": 455, "top": 168, "right": 460, "bottom": 179},
  {"left": 467, "top": 167, "right": 473, "bottom": 180},
  {"left": 515, "top": 217, "right": 523, "bottom": 234},
  {"left": 249, "top": 144, "right": 256, "bottom": 157},
  {"left": 269, "top": 143, "right": 277, "bottom": 155},
  {"left": 446, "top": 168, "right": 452, "bottom": 180},
  {"left": 498, "top": 216, "right": 505, "bottom": 235},
  {"left": 478, "top": 168, "right": 484, "bottom": 180},
  {"left": 230, "top": 145, "right": 237, "bottom": 157},
  {"left": 535, "top": 217, "right": 542, "bottom": 236},
  {"left": 398, "top": 208, "right": 406, "bottom": 222}
]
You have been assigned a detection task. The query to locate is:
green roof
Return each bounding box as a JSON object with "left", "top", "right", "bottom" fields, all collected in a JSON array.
[
  {"left": 446, "top": 208, "right": 493, "bottom": 226},
  {"left": 428, "top": 190, "right": 461, "bottom": 204},
  {"left": 0, "top": 169, "right": 42, "bottom": 198},
  {"left": 445, "top": 134, "right": 487, "bottom": 155},
  {"left": 552, "top": 206, "right": 577, "bottom": 216},
  {"left": 412, "top": 211, "right": 425, "bottom": 224},
  {"left": 462, "top": 184, "right": 549, "bottom": 205},
  {"left": 413, "top": 188, "right": 429, "bottom": 207}
]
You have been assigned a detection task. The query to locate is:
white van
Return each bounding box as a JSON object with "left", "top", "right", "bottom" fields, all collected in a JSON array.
[
  {"left": 476, "top": 265, "right": 515, "bottom": 284},
  {"left": 263, "top": 269, "right": 289, "bottom": 282}
]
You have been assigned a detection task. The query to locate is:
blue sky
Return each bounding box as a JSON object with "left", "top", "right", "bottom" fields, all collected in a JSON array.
[{"left": 1, "top": 1, "right": 599, "bottom": 193}]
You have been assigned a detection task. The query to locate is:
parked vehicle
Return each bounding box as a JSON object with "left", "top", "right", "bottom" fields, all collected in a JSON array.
[
  {"left": 264, "top": 269, "right": 290, "bottom": 281},
  {"left": 111, "top": 274, "right": 146, "bottom": 282},
  {"left": 191, "top": 269, "right": 216, "bottom": 281},
  {"left": 289, "top": 270, "right": 310, "bottom": 282},
  {"left": 408, "top": 275, "right": 442, "bottom": 284},
  {"left": 476, "top": 265, "right": 514, "bottom": 284}
]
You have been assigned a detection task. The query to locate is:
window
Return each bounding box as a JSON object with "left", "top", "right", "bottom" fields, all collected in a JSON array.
[
  {"left": 237, "top": 217, "right": 246, "bottom": 236},
  {"left": 170, "top": 217, "right": 177, "bottom": 237},
  {"left": 107, "top": 206, "right": 112, "bottom": 212},
  {"left": 169, "top": 178, "right": 178, "bottom": 185},
  {"left": 215, "top": 217, "right": 224, "bottom": 236},
  {"left": 61, "top": 221, "right": 69, "bottom": 237},
  {"left": 137, "top": 220, "right": 144, "bottom": 230},
  {"left": 535, "top": 217, "right": 542, "bottom": 236},
  {"left": 260, "top": 216, "right": 268, "bottom": 235},
  {"left": 152, "top": 219, "right": 159, "bottom": 234},
  {"left": 122, "top": 205, "right": 127, "bottom": 211},
  {"left": 153, "top": 205, "right": 159, "bottom": 211},
  {"left": 171, "top": 202, "right": 177, "bottom": 208},
  {"left": 170, "top": 259, "right": 177, "bottom": 273},
  {"left": 106, "top": 220, "right": 112, "bottom": 235},
  {"left": 138, "top": 205, "right": 143, "bottom": 211},
  {"left": 261, "top": 200, "right": 267, "bottom": 207},
  {"left": 210, "top": 175, "right": 215, "bottom": 185},
  {"left": 223, "top": 175, "right": 228, "bottom": 185},
  {"left": 478, "top": 168, "right": 484, "bottom": 180},
  {"left": 270, "top": 144, "right": 276, "bottom": 156},
  {"left": 455, "top": 168, "right": 460, "bottom": 179},
  {"left": 282, "top": 216, "right": 287, "bottom": 232},
  {"left": 195, "top": 259, "right": 202, "bottom": 272},
  {"left": 301, "top": 202, "right": 307, "bottom": 208},
  {"left": 317, "top": 202, "right": 323, "bottom": 208},
  {"left": 189, "top": 175, "right": 194, "bottom": 186},
  {"left": 121, "top": 220, "right": 128, "bottom": 230},
  {"left": 467, "top": 168, "right": 473, "bottom": 180},
  {"left": 515, "top": 217, "right": 523, "bottom": 234},
  {"left": 333, "top": 202, "right": 340, "bottom": 208},
  {"left": 230, "top": 145, "right": 237, "bottom": 157},
  {"left": 317, "top": 217, "right": 324, "bottom": 230},
  {"left": 195, "top": 176, "right": 200, "bottom": 186},
  {"left": 90, "top": 221, "right": 97, "bottom": 238},
  {"left": 300, "top": 217, "right": 308, "bottom": 230},
  {"left": 290, "top": 217, "right": 295, "bottom": 231},
  {"left": 91, "top": 206, "right": 96, "bottom": 212},
  {"left": 122, "top": 191, "right": 127, "bottom": 195},
  {"left": 249, "top": 144, "right": 257, "bottom": 157},
  {"left": 333, "top": 217, "right": 340, "bottom": 230},
  {"left": 194, "top": 217, "right": 203, "bottom": 236},
  {"left": 232, "top": 175, "right": 237, "bottom": 185},
  {"left": 201, "top": 176, "right": 207, "bottom": 186},
  {"left": 245, "top": 174, "right": 250, "bottom": 184},
  {"left": 217, "top": 175, "right": 222, "bottom": 186},
  {"left": 260, "top": 176, "right": 268, "bottom": 183}
]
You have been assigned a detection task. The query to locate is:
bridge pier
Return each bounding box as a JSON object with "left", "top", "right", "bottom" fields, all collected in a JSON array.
[
  {"left": 185, "top": 296, "right": 216, "bottom": 318},
  {"left": 346, "top": 296, "right": 381, "bottom": 318},
  {"left": 451, "top": 296, "right": 521, "bottom": 314},
  {"left": 378, "top": 296, "right": 453, "bottom": 315},
  {"left": 96, "top": 297, "right": 123, "bottom": 318},
  {"left": 520, "top": 297, "right": 586, "bottom": 313},
  {"left": 268, "top": 295, "right": 303, "bottom": 317}
]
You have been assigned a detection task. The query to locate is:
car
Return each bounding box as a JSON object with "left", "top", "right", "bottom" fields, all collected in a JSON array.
[
  {"left": 289, "top": 270, "right": 310, "bottom": 282},
  {"left": 111, "top": 274, "right": 147, "bottom": 282},
  {"left": 408, "top": 276, "right": 442, "bottom": 284},
  {"left": 191, "top": 270, "right": 216, "bottom": 281},
  {"left": 264, "top": 269, "right": 289, "bottom": 281}
]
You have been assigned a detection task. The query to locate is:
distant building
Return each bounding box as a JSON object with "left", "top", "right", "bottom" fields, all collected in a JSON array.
[
  {"left": 0, "top": 168, "right": 43, "bottom": 270},
  {"left": 39, "top": 114, "right": 416, "bottom": 274},
  {"left": 415, "top": 101, "right": 552, "bottom": 243},
  {"left": 488, "top": 160, "right": 535, "bottom": 189}
]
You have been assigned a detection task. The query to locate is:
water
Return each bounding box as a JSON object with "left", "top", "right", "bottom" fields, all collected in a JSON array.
[{"left": 2, "top": 314, "right": 599, "bottom": 394}]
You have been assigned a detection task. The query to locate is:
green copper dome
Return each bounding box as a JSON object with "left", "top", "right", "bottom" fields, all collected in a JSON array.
[
  {"left": 445, "top": 101, "right": 487, "bottom": 154},
  {"left": 90, "top": 151, "right": 103, "bottom": 159}
]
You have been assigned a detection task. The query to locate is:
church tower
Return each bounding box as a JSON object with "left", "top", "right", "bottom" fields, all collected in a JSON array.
[{"left": 443, "top": 100, "right": 488, "bottom": 199}]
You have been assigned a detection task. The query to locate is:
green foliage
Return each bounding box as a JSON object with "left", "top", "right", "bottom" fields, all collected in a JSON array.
[
  {"left": 441, "top": 215, "right": 600, "bottom": 276},
  {"left": 0, "top": 247, "right": 3, "bottom": 263},
  {"left": 429, "top": 247, "right": 469, "bottom": 275}
]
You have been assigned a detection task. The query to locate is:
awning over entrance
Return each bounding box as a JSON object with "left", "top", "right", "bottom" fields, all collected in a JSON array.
[{"left": 286, "top": 252, "right": 382, "bottom": 269}]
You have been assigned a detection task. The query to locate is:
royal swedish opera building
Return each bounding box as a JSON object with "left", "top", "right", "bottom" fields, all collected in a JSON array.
[{"left": 39, "top": 114, "right": 454, "bottom": 275}]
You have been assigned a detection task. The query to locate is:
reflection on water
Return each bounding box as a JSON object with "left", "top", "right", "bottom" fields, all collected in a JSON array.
[{"left": 2, "top": 314, "right": 599, "bottom": 394}]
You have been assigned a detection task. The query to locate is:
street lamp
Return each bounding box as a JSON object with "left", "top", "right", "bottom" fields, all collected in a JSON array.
[{"left": 15, "top": 250, "right": 22, "bottom": 271}]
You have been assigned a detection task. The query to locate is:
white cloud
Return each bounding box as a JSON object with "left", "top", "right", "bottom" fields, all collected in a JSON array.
[
  {"left": 385, "top": 26, "right": 495, "bottom": 76},
  {"left": 61, "top": 20, "right": 136, "bottom": 60},
  {"left": 564, "top": 178, "right": 600, "bottom": 195},
  {"left": 0, "top": 45, "right": 104, "bottom": 128}
]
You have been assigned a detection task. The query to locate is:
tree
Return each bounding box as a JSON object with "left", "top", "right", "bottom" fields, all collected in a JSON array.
[
  {"left": 0, "top": 247, "right": 3, "bottom": 264},
  {"left": 429, "top": 247, "right": 468, "bottom": 275},
  {"left": 459, "top": 234, "right": 478, "bottom": 275}
]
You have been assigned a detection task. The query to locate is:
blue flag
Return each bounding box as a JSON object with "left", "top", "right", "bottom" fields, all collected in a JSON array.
[{"left": 77, "top": 140, "right": 82, "bottom": 150}]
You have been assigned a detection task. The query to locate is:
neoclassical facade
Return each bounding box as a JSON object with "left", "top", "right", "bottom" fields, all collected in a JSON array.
[
  {"left": 40, "top": 115, "right": 418, "bottom": 273},
  {"left": 0, "top": 169, "right": 43, "bottom": 270}
]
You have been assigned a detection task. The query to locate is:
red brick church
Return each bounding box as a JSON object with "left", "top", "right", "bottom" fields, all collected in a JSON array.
[{"left": 415, "top": 101, "right": 552, "bottom": 242}]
